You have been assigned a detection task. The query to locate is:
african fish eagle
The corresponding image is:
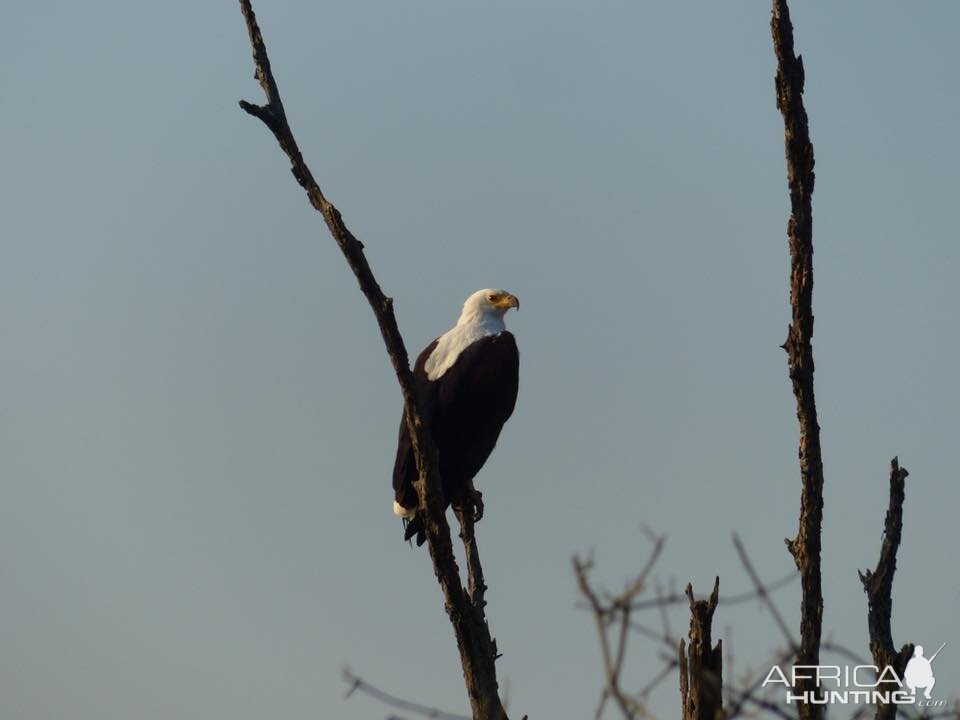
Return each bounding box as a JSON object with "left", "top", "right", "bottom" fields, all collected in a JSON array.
[{"left": 392, "top": 288, "right": 520, "bottom": 545}]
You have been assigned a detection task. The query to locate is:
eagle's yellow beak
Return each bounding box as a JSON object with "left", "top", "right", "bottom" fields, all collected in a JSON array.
[{"left": 492, "top": 292, "right": 520, "bottom": 311}]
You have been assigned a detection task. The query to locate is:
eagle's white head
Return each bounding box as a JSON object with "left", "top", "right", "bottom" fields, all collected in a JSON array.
[
  {"left": 456, "top": 288, "right": 520, "bottom": 326},
  {"left": 424, "top": 289, "right": 520, "bottom": 381}
]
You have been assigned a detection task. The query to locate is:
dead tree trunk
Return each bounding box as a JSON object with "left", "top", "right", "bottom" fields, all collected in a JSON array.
[
  {"left": 859, "top": 458, "right": 914, "bottom": 720},
  {"left": 679, "top": 579, "right": 723, "bottom": 720},
  {"left": 770, "top": 2, "right": 823, "bottom": 717}
]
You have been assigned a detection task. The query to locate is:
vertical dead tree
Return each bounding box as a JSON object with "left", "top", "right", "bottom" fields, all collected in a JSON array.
[
  {"left": 579, "top": 6, "right": 937, "bottom": 720},
  {"left": 770, "top": 1, "right": 823, "bottom": 717},
  {"left": 234, "top": 3, "right": 508, "bottom": 718},
  {"left": 859, "top": 458, "right": 913, "bottom": 720},
  {"left": 678, "top": 579, "right": 723, "bottom": 720}
]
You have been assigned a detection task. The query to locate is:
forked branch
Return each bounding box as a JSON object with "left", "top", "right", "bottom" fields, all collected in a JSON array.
[
  {"left": 573, "top": 533, "right": 665, "bottom": 720},
  {"left": 679, "top": 578, "right": 722, "bottom": 720}
]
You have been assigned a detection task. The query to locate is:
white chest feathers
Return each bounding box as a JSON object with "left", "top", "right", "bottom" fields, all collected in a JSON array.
[{"left": 424, "top": 316, "right": 505, "bottom": 381}]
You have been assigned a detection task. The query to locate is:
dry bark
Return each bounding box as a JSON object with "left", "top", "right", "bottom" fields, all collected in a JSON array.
[
  {"left": 770, "top": 2, "right": 823, "bottom": 717},
  {"left": 679, "top": 579, "right": 722, "bottom": 720},
  {"left": 235, "top": 3, "right": 507, "bottom": 717},
  {"left": 859, "top": 458, "right": 914, "bottom": 720}
]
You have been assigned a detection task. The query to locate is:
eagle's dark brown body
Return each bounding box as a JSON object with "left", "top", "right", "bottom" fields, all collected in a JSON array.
[{"left": 392, "top": 332, "right": 519, "bottom": 545}]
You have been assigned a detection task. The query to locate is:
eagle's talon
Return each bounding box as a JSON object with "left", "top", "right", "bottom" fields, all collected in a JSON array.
[
  {"left": 470, "top": 489, "right": 484, "bottom": 522},
  {"left": 453, "top": 487, "right": 484, "bottom": 523}
]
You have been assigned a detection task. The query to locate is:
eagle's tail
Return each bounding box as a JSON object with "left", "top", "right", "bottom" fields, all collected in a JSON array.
[{"left": 403, "top": 515, "right": 427, "bottom": 546}]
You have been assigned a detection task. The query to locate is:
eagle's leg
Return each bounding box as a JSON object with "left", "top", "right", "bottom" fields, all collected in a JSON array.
[{"left": 452, "top": 478, "right": 484, "bottom": 522}]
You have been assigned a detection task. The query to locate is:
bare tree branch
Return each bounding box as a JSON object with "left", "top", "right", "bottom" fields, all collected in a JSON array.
[
  {"left": 573, "top": 534, "right": 666, "bottom": 720},
  {"left": 770, "top": 2, "right": 823, "bottom": 717},
  {"left": 575, "top": 533, "right": 810, "bottom": 720},
  {"left": 343, "top": 668, "right": 471, "bottom": 720},
  {"left": 629, "top": 571, "right": 798, "bottom": 612},
  {"left": 724, "top": 688, "right": 796, "bottom": 720},
  {"left": 733, "top": 535, "right": 798, "bottom": 655},
  {"left": 235, "top": 3, "right": 507, "bottom": 717},
  {"left": 723, "top": 646, "right": 798, "bottom": 720},
  {"left": 858, "top": 458, "right": 913, "bottom": 720},
  {"left": 454, "top": 506, "right": 493, "bottom": 628}
]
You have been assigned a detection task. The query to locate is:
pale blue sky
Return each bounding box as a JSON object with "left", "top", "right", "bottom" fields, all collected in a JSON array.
[{"left": 1, "top": 2, "right": 957, "bottom": 719}]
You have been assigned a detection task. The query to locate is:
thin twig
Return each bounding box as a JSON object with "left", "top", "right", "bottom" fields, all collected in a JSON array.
[
  {"left": 628, "top": 571, "right": 798, "bottom": 612},
  {"left": 723, "top": 647, "right": 798, "bottom": 720},
  {"left": 733, "top": 534, "right": 798, "bottom": 654},
  {"left": 343, "top": 668, "right": 470, "bottom": 720},
  {"left": 573, "top": 535, "right": 665, "bottom": 720}
]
